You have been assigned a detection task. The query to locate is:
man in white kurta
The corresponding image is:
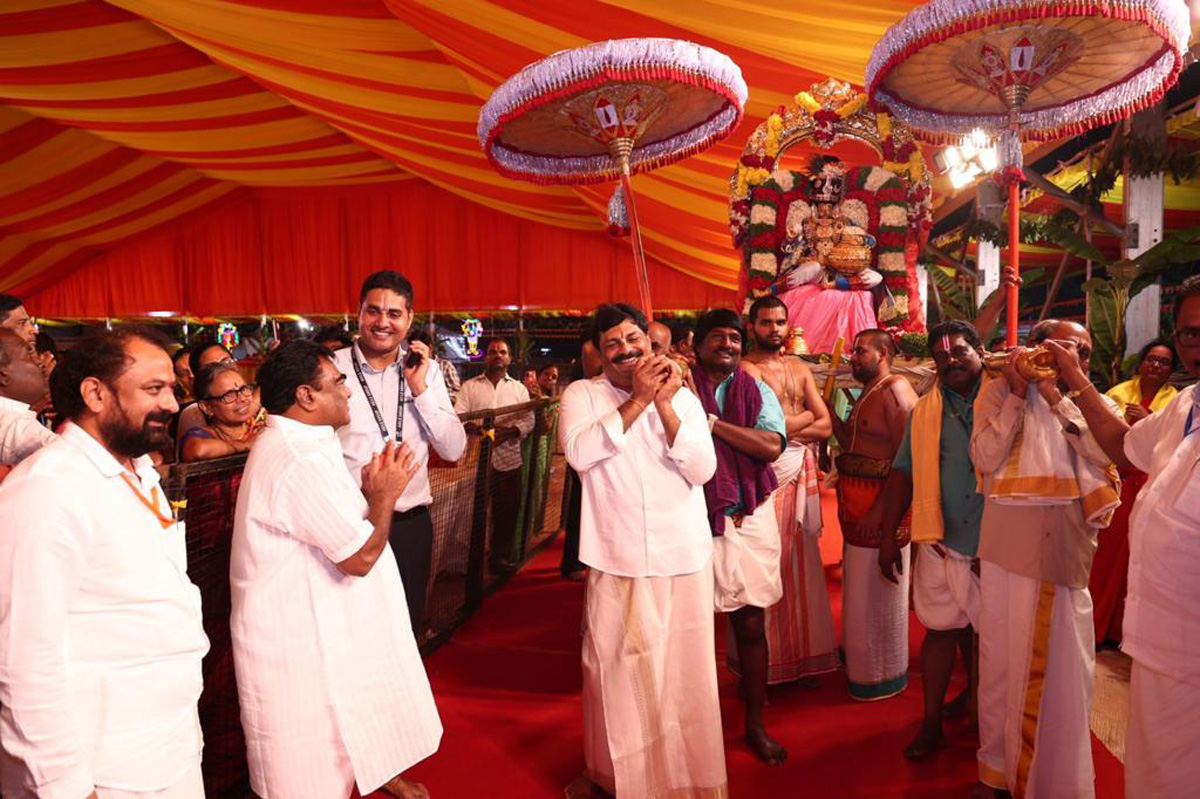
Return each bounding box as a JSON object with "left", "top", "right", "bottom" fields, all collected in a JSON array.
[
  {"left": 560, "top": 304, "right": 725, "bottom": 799},
  {"left": 0, "top": 328, "right": 208, "bottom": 799},
  {"left": 0, "top": 328, "right": 55, "bottom": 466},
  {"left": 1040, "top": 278, "right": 1200, "bottom": 799},
  {"left": 232, "top": 340, "right": 441, "bottom": 799}
]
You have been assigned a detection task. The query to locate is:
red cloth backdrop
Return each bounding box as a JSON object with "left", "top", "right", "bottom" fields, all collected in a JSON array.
[{"left": 23, "top": 180, "right": 736, "bottom": 319}]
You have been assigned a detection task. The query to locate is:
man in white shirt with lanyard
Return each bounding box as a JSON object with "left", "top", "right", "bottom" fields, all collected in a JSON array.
[
  {"left": 0, "top": 329, "right": 56, "bottom": 467},
  {"left": 560, "top": 303, "right": 726, "bottom": 799},
  {"left": 1044, "top": 275, "right": 1200, "bottom": 799},
  {"left": 455, "top": 338, "right": 533, "bottom": 573},
  {"left": 232, "top": 340, "right": 441, "bottom": 799},
  {"left": 334, "top": 270, "right": 467, "bottom": 635},
  {"left": 0, "top": 327, "right": 208, "bottom": 799}
]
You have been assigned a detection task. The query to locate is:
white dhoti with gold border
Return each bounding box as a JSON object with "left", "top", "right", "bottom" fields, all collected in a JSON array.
[
  {"left": 581, "top": 565, "right": 728, "bottom": 799},
  {"left": 976, "top": 560, "right": 1094, "bottom": 798}
]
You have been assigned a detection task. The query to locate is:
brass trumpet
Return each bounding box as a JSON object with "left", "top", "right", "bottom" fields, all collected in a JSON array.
[{"left": 982, "top": 347, "right": 1059, "bottom": 381}]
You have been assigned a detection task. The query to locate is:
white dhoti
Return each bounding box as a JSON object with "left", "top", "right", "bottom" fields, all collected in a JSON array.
[
  {"left": 582, "top": 566, "right": 728, "bottom": 799},
  {"left": 913, "top": 543, "right": 980, "bottom": 632},
  {"left": 712, "top": 496, "right": 782, "bottom": 613},
  {"left": 843, "top": 541, "right": 910, "bottom": 700},
  {"left": 976, "top": 561, "right": 1094, "bottom": 798},
  {"left": 1125, "top": 659, "right": 1200, "bottom": 799},
  {"left": 728, "top": 446, "right": 837, "bottom": 682}
]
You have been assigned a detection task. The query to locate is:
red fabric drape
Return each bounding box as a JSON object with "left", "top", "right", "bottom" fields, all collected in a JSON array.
[{"left": 24, "top": 180, "right": 735, "bottom": 318}]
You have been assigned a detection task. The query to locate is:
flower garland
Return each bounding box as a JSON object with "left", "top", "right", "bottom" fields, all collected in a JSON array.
[{"left": 742, "top": 165, "right": 914, "bottom": 327}]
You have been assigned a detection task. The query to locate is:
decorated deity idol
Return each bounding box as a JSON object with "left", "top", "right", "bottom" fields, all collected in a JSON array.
[
  {"left": 780, "top": 156, "right": 882, "bottom": 293},
  {"left": 729, "top": 78, "right": 931, "bottom": 354}
]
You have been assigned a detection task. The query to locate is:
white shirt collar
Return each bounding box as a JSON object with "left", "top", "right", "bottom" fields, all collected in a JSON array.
[
  {"left": 0, "top": 395, "right": 31, "bottom": 413},
  {"left": 266, "top": 413, "right": 338, "bottom": 441},
  {"left": 61, "top": 421, "right": 154, "bottom": 480},
  {"left": 352, "top": 342, "right": 402, "bottom": 375}
]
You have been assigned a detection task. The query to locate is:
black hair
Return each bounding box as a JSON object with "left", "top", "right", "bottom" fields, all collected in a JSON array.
[
  {"left": 34, "top": 331, "right": 57, "bottom": 357},
  {"left": 312, "top": 324, "right": 353, "bottom": 351},
  {"left": 0, "top": 293, "right": 21, "bottom": 324},
  {"left": 257, "top": 339, "right": 332, "bottom": 415},
  {"left": 1173, "top": 274, "right": 1200, "bottom": 323},
  {"left": 50, "top": 326, "right": 172, "bottom": 422},
  {"left": 694, "top": 308, "right": 746, "bottom": 350},
  {"left": 171, "top": 345, "right": 191, "bottom": 365},
  {"left": 854, "top": 327, "right": 896, "bottom": 360},
  {"left": 747, "top": 295, "right": 788, "bottom": 324},
  {"left": 537, "top": 362, "right": 559, "bottom": 375},
  {"left": 1136, "top": 337, "right": 1179, "bottom": 372},
  {"left": 359, "top": 270, "right": 414, "bottom": 309},
  {"left": 591, "top": 303, "right": 647, "bottom": 348},
  {"left": 926, "top": 320, "right": 982, "bottom": 356},
  {"left": 670, "top": 322, "right": 693, "bottom": 347},
  {"left": 189, "top": 340, "right": 233, "bottom": 379},
  {"left": 194, "top": 361, "right": 242, "bottom": 403}
]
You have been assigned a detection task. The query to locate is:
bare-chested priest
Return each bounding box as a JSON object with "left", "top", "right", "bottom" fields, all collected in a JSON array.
[
  {"left": 728, "top": 297, "right": 838, "bottom": 688},
  {"left": 825, "top": 328, "right": 917, "bottom": 700}
]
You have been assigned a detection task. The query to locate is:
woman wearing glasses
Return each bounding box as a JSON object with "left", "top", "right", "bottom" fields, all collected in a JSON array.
[
  {"left": 1089, "top": 338, "right": 1179, "bottom": 646},
  {"left": 181, "top": 362, "right": 263, "bottom": 462}
]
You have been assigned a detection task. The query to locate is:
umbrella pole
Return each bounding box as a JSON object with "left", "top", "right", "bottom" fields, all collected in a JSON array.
[
  {"left": 620, "top": 171, "right": 654, "bottom": 318},
  {"left": 1006, "top": 179, "right": 1020, "bottom": 347},
  {"left": 610, "top": 138, "right": 653, "bottom": 318}
]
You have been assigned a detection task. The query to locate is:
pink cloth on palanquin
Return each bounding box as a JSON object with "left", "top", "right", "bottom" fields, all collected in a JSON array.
[{"left": 778, "top": 284, "right": 876, "bottom": 354}]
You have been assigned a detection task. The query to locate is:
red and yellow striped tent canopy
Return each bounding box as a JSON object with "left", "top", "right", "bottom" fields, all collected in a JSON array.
[{"left": 1, "top": 1, "right": 1195, "bottom": 318}]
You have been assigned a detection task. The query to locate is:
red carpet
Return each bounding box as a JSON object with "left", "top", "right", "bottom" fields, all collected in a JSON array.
[{"left": 398, "top": 489, "right": 1125, "bottom": 798}]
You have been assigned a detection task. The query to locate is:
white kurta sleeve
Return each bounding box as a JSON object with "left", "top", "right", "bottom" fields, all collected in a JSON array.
[
  {"left": 0, "top": 409, "right": 56, "bottom": 466},
  {"left": 970, "top": 378, "right": 1025, "bottom": 473},
  {"left": 666, "top": 389, "right": 717, "bottom": 486},
  {"left": 0, "top": 473, "right": 95, "bottom": 799},
  {"left": 560, "top": 383, "right": 627, "bottom": 473},
  {"left": 1124, "top": 392, "right": 1182, "bottom": 472},
  {"left": 416, "top": 360, "right": 467, "bottom": 461},
  {"left": 277, "top": 458, "right": 375, "bottom": 565}
]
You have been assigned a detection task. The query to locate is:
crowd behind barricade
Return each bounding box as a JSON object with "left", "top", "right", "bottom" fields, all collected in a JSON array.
[{"left": 0, "top": 271, "right": 1197, "bottom": 799}]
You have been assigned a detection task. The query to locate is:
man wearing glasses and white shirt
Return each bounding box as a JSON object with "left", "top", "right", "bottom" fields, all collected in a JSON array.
[{"left": 333, "top": 270, "right": 467, "bottom": 634}]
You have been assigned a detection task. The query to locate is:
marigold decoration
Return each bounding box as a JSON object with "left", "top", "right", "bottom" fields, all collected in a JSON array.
[
  {"left": 867, "top": 0, "right": 1190, "bottom": 345},
  {"left": 729, "top": 78, "right": 932, "bottom": 348},
  {"left": 478, "top": 38, "right": 747, "bottom": 316}
]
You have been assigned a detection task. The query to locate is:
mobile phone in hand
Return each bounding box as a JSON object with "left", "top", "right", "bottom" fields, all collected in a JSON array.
[{"left": 404, "top": 349, "right": 423, "bottom": 369}]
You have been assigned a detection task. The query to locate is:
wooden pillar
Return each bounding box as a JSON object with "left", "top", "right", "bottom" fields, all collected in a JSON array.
[{"left": 1123, "top": 101, "right": 1166, "bottom": 355}]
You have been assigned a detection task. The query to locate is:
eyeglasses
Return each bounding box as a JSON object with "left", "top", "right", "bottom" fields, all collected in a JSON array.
[
  {"left": 1143, "top": 355, "right": 1174, "bottom": 367},
  {"left": 1175, "top": 327, "right": 1200, "bottom": 347},
  {"left": 205, "top": 384, "right": 253, "bottom": 405}
]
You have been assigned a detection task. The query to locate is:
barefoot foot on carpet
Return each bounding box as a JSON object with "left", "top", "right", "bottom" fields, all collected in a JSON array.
[
  {"left": 903, "top": 720, "right": 945, "bottom": 760},
  {"left": 381, "top": 776, "right": 430, "bottom": 799},
  {"left": 746, "top": 726, "right": 787, "bottom": 766}
]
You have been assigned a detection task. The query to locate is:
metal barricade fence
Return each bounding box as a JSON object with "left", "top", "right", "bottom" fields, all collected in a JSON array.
[{"left": 159, "top": 398, "right": 567, "bottom": 798}]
